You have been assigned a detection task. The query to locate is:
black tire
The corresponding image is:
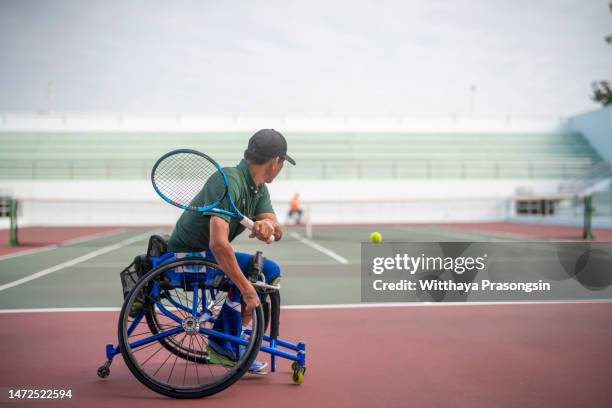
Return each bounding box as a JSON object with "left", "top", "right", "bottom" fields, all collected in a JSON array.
[
  {"left": 118, "top": 259, "right": 264, "bottom": 399},
  {"left": 97, "top": 365, "right": 110, "bottom": 378}
]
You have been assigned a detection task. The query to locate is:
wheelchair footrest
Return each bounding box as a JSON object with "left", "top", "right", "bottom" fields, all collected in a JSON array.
[{"left": 241, "top": 330, "right": 306, "bottom": 373}]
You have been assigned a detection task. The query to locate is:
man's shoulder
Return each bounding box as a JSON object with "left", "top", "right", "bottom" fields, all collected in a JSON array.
[
  {"left": 222, "top": 169, "right": 244, "bottom": 191},
  {"left": 221, "top": 165, "right": 241, "bottom": 181},
  {"left": 222, "top": 163, "right": 239, "bottom": 174}
]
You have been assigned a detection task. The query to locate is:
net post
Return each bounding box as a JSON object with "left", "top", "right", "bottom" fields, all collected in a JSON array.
[
  {"left": 305, "top": 204, "right": 313, "bottom": 239},
  {"left": 582, "top": 194, "right": 594, "bottom": 240},
  {"left": 9, "top": 198, "right": 19, "bottom": 246}
]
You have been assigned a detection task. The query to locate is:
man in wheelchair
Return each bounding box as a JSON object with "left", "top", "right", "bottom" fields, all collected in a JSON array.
[{"left": 167, "top": 129, "right": 295, "bottom": 375}]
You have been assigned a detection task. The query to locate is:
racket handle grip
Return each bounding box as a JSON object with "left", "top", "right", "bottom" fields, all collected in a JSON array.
[{"left": 240, "top": 217, "right": 275, "bottom": 244}]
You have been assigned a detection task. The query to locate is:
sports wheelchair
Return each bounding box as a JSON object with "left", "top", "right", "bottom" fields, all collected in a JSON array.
[{"left": 97, "top": 235, "right": 306, "bottom": 399}]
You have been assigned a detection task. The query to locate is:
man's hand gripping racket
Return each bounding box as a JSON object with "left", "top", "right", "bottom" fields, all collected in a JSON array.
[{"left": 151, "top": 149, "right": 275, "bottom": 244}]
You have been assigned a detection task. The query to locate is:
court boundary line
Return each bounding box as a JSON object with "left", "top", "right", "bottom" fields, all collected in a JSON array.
[
  {"left": 1, "top": 300, "right": 611, "bottom": 314},
  {"left": 80, "top": 259, "right": 355, "bottom": 268},
  {"left": 0, "top": 228, "right": 128, "bottom": 261},
  {"left": 0, "top": 230, "right": 159, "bottom": 293},
  {"left": 395, "top": 225, "right": 524, "bottom": 241},
  {"left": 289, "top": 232, "right": 349, "bottom": 264},
  {"left": 282, "top": 300, "right": 612, "bottom": 308}
]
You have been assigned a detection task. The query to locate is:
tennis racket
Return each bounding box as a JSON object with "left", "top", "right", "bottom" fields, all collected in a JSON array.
[{"left": 151, "top": 148, "right": 275, "bottom": 243}]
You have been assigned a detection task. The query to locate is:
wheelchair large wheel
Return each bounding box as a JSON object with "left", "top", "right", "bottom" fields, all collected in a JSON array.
[
  {"left": 143, "top": 259, "right": 271, "bottom": 365},
  {"left": 118, "top": 259, "right": 264, "bottom": 399},
  {"left": 144, "top": 259, "right": 224, "bottom": 365}
]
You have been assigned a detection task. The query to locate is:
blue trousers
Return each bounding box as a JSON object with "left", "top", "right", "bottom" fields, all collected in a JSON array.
[{"left": 175, "top": 250, "right": 281, "bottom": 359}]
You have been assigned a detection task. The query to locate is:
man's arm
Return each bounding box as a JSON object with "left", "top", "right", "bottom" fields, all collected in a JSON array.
[
  {"left": 253, "top": 212, "right": 282, "bottom": 242},
  {"left": 209, "top": 216, "right": 260, "bottom": 313}
]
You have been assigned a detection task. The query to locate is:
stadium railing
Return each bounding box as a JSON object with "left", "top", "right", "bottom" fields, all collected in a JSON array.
[{"left": 0, "top": 158, "right": 596, "bottom": 180}]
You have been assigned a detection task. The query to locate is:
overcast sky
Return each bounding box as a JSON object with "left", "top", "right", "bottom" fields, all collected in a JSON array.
[{"left": 0, "top": 0, "right": 610, "bottom": 116}]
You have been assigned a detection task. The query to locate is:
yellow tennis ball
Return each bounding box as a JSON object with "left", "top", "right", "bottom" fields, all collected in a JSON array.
[{"left": 370, "top": 232, "right": 382, "bottom": 243}]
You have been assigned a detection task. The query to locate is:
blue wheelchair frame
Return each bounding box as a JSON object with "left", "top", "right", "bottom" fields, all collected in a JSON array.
[{"left": 103, "top": 252, "right": 306, "bottom": 376}]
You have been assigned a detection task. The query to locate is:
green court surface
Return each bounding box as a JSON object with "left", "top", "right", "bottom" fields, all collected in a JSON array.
[{"left": 0, "top": 224, "right": 530, "bottom": 310}]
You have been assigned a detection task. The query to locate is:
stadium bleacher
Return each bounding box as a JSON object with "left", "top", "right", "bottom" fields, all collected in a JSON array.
[{"left": 0, "top": 130, "right": 604, "bottom": 180}]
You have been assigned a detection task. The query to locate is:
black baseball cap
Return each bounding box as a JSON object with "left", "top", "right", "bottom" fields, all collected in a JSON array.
[{"left": 245, "top": 129, "right": 296, "bottom": 165}]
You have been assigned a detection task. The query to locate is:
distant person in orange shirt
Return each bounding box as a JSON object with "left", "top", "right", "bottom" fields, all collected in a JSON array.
[{"left": 288, "top": 193, "right": 304, "bottom": 225}]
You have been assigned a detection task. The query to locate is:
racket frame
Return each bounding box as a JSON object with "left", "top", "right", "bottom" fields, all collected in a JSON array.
[{"left": 151, "top": 148, "right": 273, "bottom": 242}]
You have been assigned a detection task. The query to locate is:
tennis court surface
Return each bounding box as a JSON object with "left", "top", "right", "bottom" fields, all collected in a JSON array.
[{"left": 1, "top": 223, "right": 611, "bottom": 407}]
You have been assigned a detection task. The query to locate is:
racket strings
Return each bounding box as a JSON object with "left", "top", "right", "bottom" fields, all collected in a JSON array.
[{"left": 153, "top": 152, "right": 225, "bottom": 208}]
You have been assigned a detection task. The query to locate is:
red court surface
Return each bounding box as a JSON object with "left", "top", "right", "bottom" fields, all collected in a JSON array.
[
  {"left": 0, "top": 227, "right": 124, "bottom": 256},
  {"left": 1, "top": 303, "right": 611, "bottom": 407}
]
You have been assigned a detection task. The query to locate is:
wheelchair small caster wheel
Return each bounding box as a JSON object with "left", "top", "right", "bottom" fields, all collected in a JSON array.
[
  {"left": 291, "top": 363, "right": 305, "bottom": 385},
  {"left": 97, "top": 365, "right": 110, "bottom": 378},
  {"left": 97, "top": 360, "right": 112, "bottom": 378}
]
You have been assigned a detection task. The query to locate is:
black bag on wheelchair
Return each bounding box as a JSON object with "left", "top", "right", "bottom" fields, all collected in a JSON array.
[
  {"left": 119, "top": 234, "right": 169, "bottom": 299},
  {"left": 146, "top": 234, "right": 169, "bottom": 258},
  {"left": 119, "top": 255, "right": 149, "bottom": 300}
]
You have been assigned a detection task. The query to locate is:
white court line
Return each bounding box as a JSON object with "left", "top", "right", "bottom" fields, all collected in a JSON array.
[
  {"left": 281, "top": 300, "right": 612, "bottom": 309},
  {"left": 281, "top": 260, "right": 356, "bottom": 266},
  {"left": 395, "top": 226, "right": 520, "bottom": 242},
  {"left": 0, "top": 228, "right": 128, "bottom": 262},
  {"left": 0, "top": 307, "right": 122, "bottom": 313},
  {"left": 1, "top": 300, "right": 612, "bottom": 314},
  {"left": 81, "top": 259, "right": 356, "bottom": 268},
  {"left": 289, "top": 232, "right": 349, "bottom": 264},
  {"left": 0, "top": 230, "right": 159, "bottom": 293},
  {"left": 75, "top": 262, "right": 132, "bottom": 268}
]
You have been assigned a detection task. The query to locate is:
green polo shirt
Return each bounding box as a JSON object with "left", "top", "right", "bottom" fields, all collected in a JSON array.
[{"left": 167, "top": 159, "right": 275, "bottom": 252}]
